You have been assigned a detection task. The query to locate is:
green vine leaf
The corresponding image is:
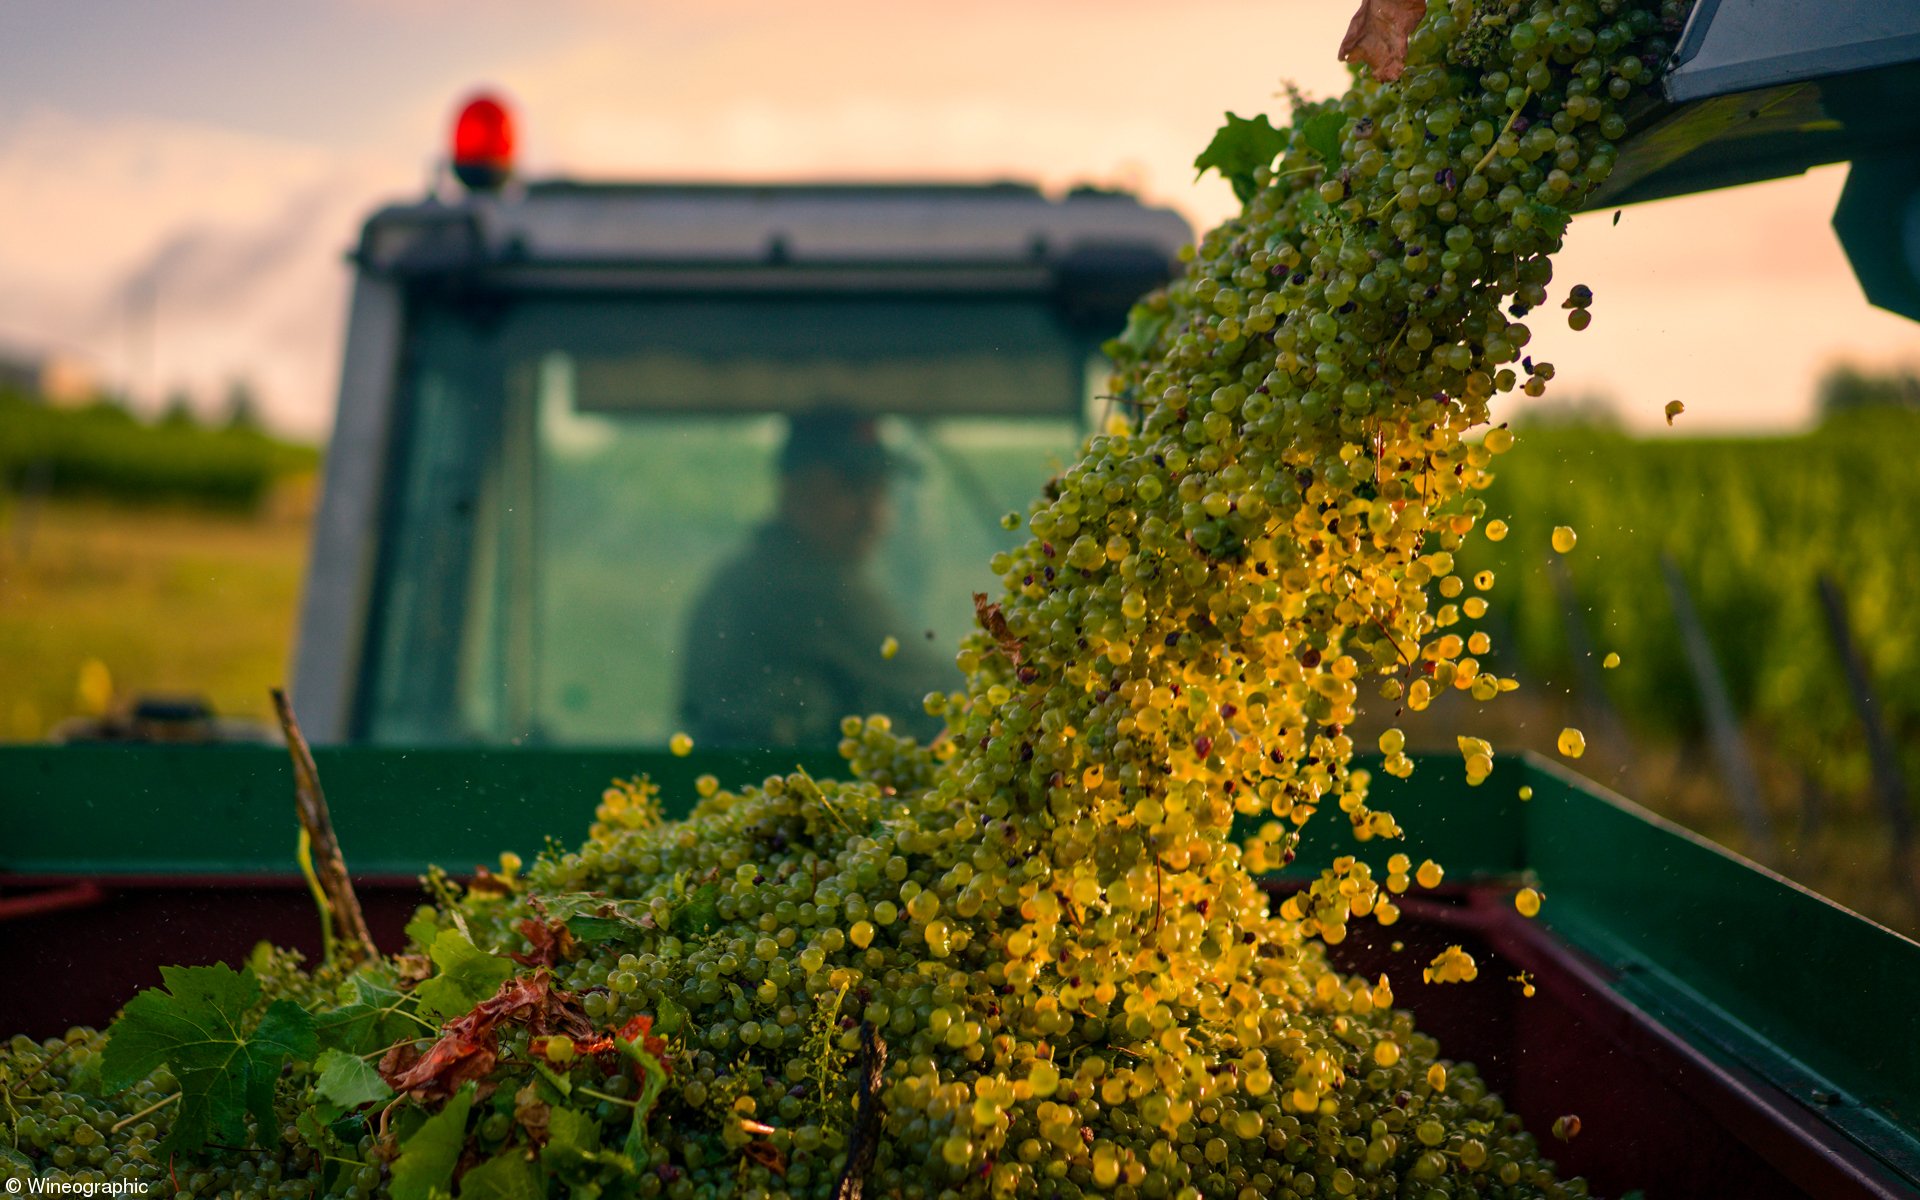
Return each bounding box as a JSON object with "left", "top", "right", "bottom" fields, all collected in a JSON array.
[
  {"left": 315, "top": 974, "right": 421, "bottom": 1055},
  {"left": 100, "top": 963, "right": 318, "bottom": 1155},
  {"left": 1194, "top": 112, "right": 1290, "bottom": 203},
  {"left": 456, "top": 1150, "right": 544, "bottom": 1199},
  {"left": 391, "top": 1084, "right": 476, "bottom": 1200},
  {"left": 542, "top": 1105, "right": 632, "bottom": 1175},
  {"left": 1530, "top": 202, "right": 1572, "bottom": 238},
  {"left": 414, "top": 931, "right": 516, "bottom": 1021},
  {"left": 1113, "top": 303, "right": 1172, "bottom": 358},
  {"left": 668, "top": 883, "right": 723, "bottom": 939},
  {"left": 616, "top": 1029, "right": 673, "bottom": 1163},
  {"left": 314, "top": 1047, "right": 394, "bottom": 1109},
  {"left": 1301, "top": 111, "right": 1348, "bottom": 168}
]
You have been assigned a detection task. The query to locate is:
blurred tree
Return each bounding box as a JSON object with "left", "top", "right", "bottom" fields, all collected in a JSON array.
[
  {"left": 222, "top": 378, "right": 263, "bottom": 432},
  {"left": 160, "top": 388, "right": 198, "bottom": 428},
  {"left": 1817, "top": 362, "right": 1920, "bottom": 417}
]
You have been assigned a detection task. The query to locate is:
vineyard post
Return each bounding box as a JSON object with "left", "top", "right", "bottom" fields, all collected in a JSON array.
[
  {"left": 1815, "top": 575, "right": 1920, "bottom": 915},
  {"left": 271, "top": 686, "right": 378, "bottom": 967},
  {"left": 1660, "top": 554, "right": 1778, "bottom": 862}
]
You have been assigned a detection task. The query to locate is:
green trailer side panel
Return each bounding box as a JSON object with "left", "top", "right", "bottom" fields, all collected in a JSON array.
[
  {"left": 1524, "top": 756, "right": 1920, "bottom": 1158},
  {"left": 0, "top": 746, "right": 840, "bottom": 877},
  {"left": 1264, "top": 753, "right": 1530, "bottom": 881},
  {"left": 0, "top": 747, "right": 1531, "bottom": 880}
]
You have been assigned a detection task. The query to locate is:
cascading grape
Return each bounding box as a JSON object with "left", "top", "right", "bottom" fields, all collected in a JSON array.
[{"left": 0, "top": 1, "right": 1689, "bottom": 1195}]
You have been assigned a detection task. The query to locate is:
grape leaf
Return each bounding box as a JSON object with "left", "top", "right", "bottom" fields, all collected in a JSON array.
[
  {"left": 668, "top": 882, "right": 722, "bottom": 938},
  {"left": 314, "top": 1047, "right": 394, "bottom": 1109},
  {"left": 616, "top": 1027, "right": 672, "bottom": 1163},
  {"left": 509, "top": 916, "right": 577, "bottom": 967},
  {"left": 1113, "top": 302, "right": 1172, "bottom": 358},
  {"left": 405, "top": 911, "right": 442, "bottom": 950},
  {"left": 100, "top": 963, "right": 318, "bottom": 1155},
  {"left": 653, "top": 996, "right": 689, "bottom": 1036},
  {"left": 542, "top": 1105, "right": 632, "bottom": 1173},
  {"left": 390, "top": 1084, "right": 476, "bottom": 1200},
  {"left": 564, "top": 914, "right": 632, "bottom": 944},
  {"left": 1338, "top": 0, "right": 1429, "bottom": 82},
  {"left": 1301, "top": 111, "right": 1348, "bottom": 168},
  {"left": 316, "top": 975, "right": 419, "bottom": 1055},
  {"left": 1530, "top": 202, "right": 1572, "bottom": 238},
  {"left": 1193, "top": 112, "right": 1289, "bottom": 203},
  {"left": 457, "top": 1150, "right": 544, "bottom": 1199},
  {"left": 387, "top": 972, "right": 597, "bottom": 1102},
  {"left": 414, "top": 930, "right": 516, "bottom": 1021},
  {"left": 972, "top": 593, "right": 1027, "bottom": 668},
  {"left": 1295, "top": 188, "right": 1333, "bottom": 227}
]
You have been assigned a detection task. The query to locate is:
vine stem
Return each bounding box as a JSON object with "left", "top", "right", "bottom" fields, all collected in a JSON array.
[
  {"left": 1472, "top": 87, "right": 1534, "bottom": 178},
  {"left": 578, "top": 1087, "right": 638, "bottom": 1109},
  {"left": 110, "top": 1091, "right": 181, "bottom": 1134},
  {"left": 6, "top": 1039, "right": 75, "bottom": 1096}
]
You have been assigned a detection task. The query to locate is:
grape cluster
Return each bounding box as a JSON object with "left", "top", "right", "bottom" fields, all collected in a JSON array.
[
  {"left": 1, "top": 1029, "right": 328, "bottom": 1199},
  {"left": 1, "top": 0, "right": 1687, "bottom": 1194}
]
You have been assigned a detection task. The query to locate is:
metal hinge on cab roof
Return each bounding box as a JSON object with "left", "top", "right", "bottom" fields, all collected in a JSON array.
[{"left": 351, "top": 206, "right": 490, "bottom": 279}]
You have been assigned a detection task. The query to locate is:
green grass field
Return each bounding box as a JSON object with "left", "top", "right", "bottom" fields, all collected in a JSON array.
[{"left": 0, "top": 495, "right": 310, "bottom": 740}]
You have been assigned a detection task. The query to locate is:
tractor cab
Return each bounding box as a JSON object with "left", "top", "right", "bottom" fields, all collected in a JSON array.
[{"left": 291, "top": 102, "right": 1191, "bottom": 746}]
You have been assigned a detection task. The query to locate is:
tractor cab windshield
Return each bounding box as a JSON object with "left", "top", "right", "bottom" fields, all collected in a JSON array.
[{"left": 354, "top": 291, "right": 1105, "bottom": 747}]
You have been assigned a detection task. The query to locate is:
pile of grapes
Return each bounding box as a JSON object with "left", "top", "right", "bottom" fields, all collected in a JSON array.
[{"left": 1, "top": 1, "right": 1689, "bottom": 1196}]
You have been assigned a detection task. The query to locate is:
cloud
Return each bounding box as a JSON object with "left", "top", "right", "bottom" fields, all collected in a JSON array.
[
  {"left": 0, "top": 107, "right": 411, "bottom": 435},
  {"left": 485, "top": 0, "right": 1358, "bottom": 230},
  {"left": 1, "top": 4, "right": 1917, "bottom": 441}
]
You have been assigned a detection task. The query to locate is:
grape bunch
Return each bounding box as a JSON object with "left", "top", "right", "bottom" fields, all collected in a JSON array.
[{"left": 1, "top": 1, "right": 1688, "bottom": 1195}]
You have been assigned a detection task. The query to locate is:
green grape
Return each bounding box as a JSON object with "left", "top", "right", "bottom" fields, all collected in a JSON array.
[{"left": 0, "top": 0, "right": 1695, "bottom": 1194}]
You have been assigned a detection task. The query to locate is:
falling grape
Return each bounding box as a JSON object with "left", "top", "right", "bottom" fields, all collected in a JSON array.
[{"left": 0, "top": 0, "right": 1696, "bottom": 1192}]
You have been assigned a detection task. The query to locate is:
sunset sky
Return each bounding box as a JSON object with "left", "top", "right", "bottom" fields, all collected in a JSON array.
[{"left": 2, "top": 0, "right": 1917, "bottom": 439}]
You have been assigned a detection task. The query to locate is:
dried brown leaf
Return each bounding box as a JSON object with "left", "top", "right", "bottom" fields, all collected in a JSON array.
[
  {"left": 514, "top": 1082, "right": 552, "bottom": 1146},
  {"left": 509, "top": 916, "right": 578, "bottom": 968},
  {"left": 382, "top": 971, "right": 596, "bottom": 1101},
  {"left": 467, "top": 865, "right": 515, "bottom": 897},
  {"left": 743, "top": 1140, "right": 788, "bottom": 1176},
  {"left": 381, "top": 1029, "right": 496, "bottom": 1101},
  {"left": 972, "top": 592, "right": 1025, "bottom": 666},
  {"left": 1338, "top": 0, "right": 1429, "bottom": 82}
]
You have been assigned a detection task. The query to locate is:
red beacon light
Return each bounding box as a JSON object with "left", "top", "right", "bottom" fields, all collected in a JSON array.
[{"left": 451, "top": 93, "right": 515, "bottom": 192}]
